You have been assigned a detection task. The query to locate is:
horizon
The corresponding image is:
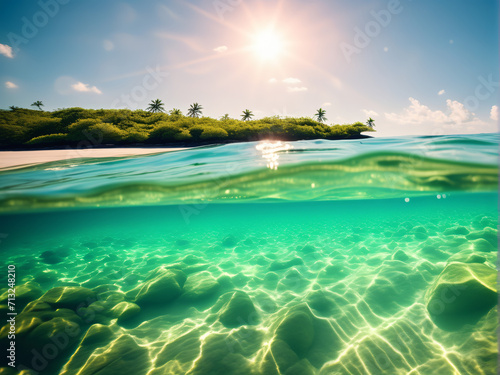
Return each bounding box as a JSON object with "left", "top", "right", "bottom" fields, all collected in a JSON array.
[{"left": 0, "top": 0, "right": 498, "bottom": 137}]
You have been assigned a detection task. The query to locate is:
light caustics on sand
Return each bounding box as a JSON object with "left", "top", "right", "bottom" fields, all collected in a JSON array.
[{"left": 0, "top": 134, "right": 497, "bottom": 375}]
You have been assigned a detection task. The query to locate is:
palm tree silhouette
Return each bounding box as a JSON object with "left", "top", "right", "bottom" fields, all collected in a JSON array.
[
  {"left": 31, "top": 101, "right": 44, "bottom": 110},
  {"left": 187, "top": 103, "right": 203, "bottom": 118},
  {"left": 147, "top": 99, "right": 165, "bottom": 113},
  {"left": 241, "top": 109, "right": 254, "bottom": 121},
  {"left": 169, "top": 108, "right": 182, "bottom": 116},
  {"left": 315, "top": 108, "right": 327, "bottom": 123},
  {"left": 366, "top": 117, "right": 375, "bottom": 128}
]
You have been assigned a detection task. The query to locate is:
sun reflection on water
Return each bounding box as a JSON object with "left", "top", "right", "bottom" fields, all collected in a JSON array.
[{"left": 256, "top": 141, "right": 292, "bottom": 170}]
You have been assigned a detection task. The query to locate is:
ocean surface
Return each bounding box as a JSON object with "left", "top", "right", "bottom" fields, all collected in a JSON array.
[{"left": 0, "top": 134, "right": 498, "bottom": 374}]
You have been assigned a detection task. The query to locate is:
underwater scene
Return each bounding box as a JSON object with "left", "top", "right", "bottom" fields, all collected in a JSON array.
[{"left": 0, "top": 134, "right": 498, "bottom": 375}]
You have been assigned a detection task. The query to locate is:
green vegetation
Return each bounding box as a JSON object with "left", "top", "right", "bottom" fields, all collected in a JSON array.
[
  {"left": 0, "top": 107, "right": 375, "bottom": 149},
  {"left": 315, "top": 108, "right": 327, "bottom": 123},
  {"left": 241, "top": 109, "right": 254, "bottom": 121},
  {"left": 366, "top": 117, "right": 375, "bottom": 128},
  {"left": 187, "top": 103, "right": 203, "bottom": 118},
  {"left": 147, "top": 99, "right": 165, "bottom": 113},
  {"left": 31, "top": 101, "right": 44, "bottom": 111}
]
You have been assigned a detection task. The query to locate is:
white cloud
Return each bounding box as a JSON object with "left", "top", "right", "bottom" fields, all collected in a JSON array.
[
  {"left": 214, "top": 45, "right": 228, "bottom": 53},
  {"left": 491, "top": 105, "right": 498, "bottom": 121},
  {"left": 438, "top": 89, "right": 445, "bottom": 95},
  {"left": 446, "top": 99, "right": 474, "bottom": 124},
  {"left": 0, "top": 43, "right": 13, "bottom": 58},
  {"left": 385, "top": 97, "right": 476, "bottom": 125},
  {"left": 5, "top": 81, "right": 18, "bottom": 89},
  {"left": 269, "top": 78, "right": 277, "bottom": 83},
  {"left": 72, "top": 82, "right": 102, "bottom": 94},
  {"left": 322, "top": 102, "right": 332, "bottom": 107},
  {"left": 363, "top": 109, "right": 379, "bottom": 117},
  {"left": 449, "top": 40, "right": 454, "bottom": 44},
  {"left": 287, "top": 86, "right": 308, "bottom": 93},
  {"left": 383, "top": 47, "right": 388, "bottom": 52},
  {"left": 283, "top": 77, "right": 301, "bottom": 84}
]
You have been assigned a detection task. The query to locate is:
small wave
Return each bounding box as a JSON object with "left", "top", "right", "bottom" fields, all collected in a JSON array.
[{"left": 0, "top": 133, "right": 497, "bottom": 213}]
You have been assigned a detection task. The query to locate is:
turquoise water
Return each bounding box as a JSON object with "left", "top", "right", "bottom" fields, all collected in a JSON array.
[{"left": 0, "top": 134, "right": 498, "bottom": 374}]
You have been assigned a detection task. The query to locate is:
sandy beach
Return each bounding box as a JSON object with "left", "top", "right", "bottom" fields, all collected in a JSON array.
[{"left": 0, "top": 148, "right": 188, "bottom": 169}]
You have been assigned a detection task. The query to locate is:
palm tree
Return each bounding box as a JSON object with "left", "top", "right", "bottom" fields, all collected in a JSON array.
[
  {"left": 31, "top": 101, "right": 44, "bottom": 110},
  {"left": 9, "top": 105, "right": 19, "bottom": 111},
  {"left": 169, "top": 108, "right": 182, "bottom": 116},
  {"left": 187, "top": 103, "right": 203, "bottom": 118},
  {"left": 366, "top": 117, "right": 375, "bottom": 128},
  {"left": 315, "top": 108, "right": 327, "bottom": 123},
  {"left": 220, "top": 114, "right": 230, "bottom": 121},
  {"left": 241, "top": 109, "right": 254, "bottom": 121},
  {"left": 147, "top": 99, "right": 165, "bottom": 113}
]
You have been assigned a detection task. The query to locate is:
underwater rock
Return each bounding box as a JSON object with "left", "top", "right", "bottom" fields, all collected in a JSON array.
[
  {"left": 0, "top": 282, "right": 42, "bottom": 310},
  {"left": 318, "top": 263, "right": 346, "bottom": 281},
  {"left": 411, "top": 226, "right": 428, "bottom": 240},
  {"left": 420, "top": 245, "right": 449, "bottom": 261},
  {"left": 426, "top": 262, "right": 497, "bottom": 330},
  {"left": 0, "top": 304, "right": 85, "bottom": 374},
  {"left": 222, "top": 235, "right": 238, "bottom": 248},
  {"left": 391, "top": 249, "right": 409, "bottom": 261},
  {"left": 276, "top": 310, "right": 314, "bottom": 356},
  {"left": 135, "top": 268, "right": 186, "bottom": 306},
  {"left": 154, "top": 328, "right": 214, "bottom": 370},
  {"left": 278, "top": 269, "right": 310, "bottom": 292},
  {"left": 444, "top": 226, "right": 469, "bottom": 236},
  {"left": 269, "top": 257, "right": 304, "bottom": 271},
  {"left": 306, "top": 290, "right": 346, "bottom": 315},
  {"left": 111, "top": 301, "right": 141, "bottom": 323},
  {"left": 188, "top": 334, "right": 252, "bottom": 375},
  {"left": 470, "top": 238, "right": 495, "bottom": 252},
  {"left": 26, "top": 317, "right": 81, "bottom": 353},
  {"left": 219, "top": 291, "right": 258, "bottom": 328},
  {"left": 364, "top": 267, "right": 424, "bottom": 316},
  {"left": 261, "top": 339, "right": 300, "bottom": 374},
  {"left": 466, "top": 227, "right": 497, "bottom": 247},
  {"left": 181, "top": 254, "right": 204, "bottom": 265},
  {"left": 181, "top": 271, "right": 220, "bottom": 302},
  {"left": 299, "top": 244, "right": 317, "bottom": 254},
  {"left": 40, "top": 250, "right": 64, "bottom": 264},
  {"left": 284, "top": 359, "right": 316, "bottom": 375},
  {"left": 40, "top": 286, "right": 97, "bottom": 310},
  {"left": 262, "top": 304, "right": 339, "bottom": 372},
  {"left": 448, "top": 250, "right": 487, "bottom": 265},
  {"left": 61, "top": 334, "right": 149, "bottom": 375}
]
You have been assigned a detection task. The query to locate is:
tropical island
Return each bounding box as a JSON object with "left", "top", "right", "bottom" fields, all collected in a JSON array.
[{"left": 0, "top": 99, "right": 375, "bottom": 149}]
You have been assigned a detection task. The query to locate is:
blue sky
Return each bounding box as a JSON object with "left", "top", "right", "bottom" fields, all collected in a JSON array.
[{"left": 0, "top": 0, "right": 498, "bottom": 136}]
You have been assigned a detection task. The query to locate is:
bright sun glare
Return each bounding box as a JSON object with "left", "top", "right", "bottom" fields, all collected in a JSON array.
[{"left": 253, "top": 30, "right": 284, "bottom": 61}]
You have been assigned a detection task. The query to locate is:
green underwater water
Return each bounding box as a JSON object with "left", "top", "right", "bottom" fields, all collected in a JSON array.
[{"left": 0, "top": 134, "right": 498, "bottom": 375}]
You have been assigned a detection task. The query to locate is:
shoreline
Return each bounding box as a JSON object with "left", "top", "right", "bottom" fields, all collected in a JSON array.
[
  {"left": 0, "top": 135, "right": 374, "bottom": 170},
  {"left": 0, "top": 147, "right": 188, "bottom": 170}
]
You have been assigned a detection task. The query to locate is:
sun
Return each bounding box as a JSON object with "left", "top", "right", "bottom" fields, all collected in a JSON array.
[{"left": 252, "top": 30, "right": 284, "bottom": 61}]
